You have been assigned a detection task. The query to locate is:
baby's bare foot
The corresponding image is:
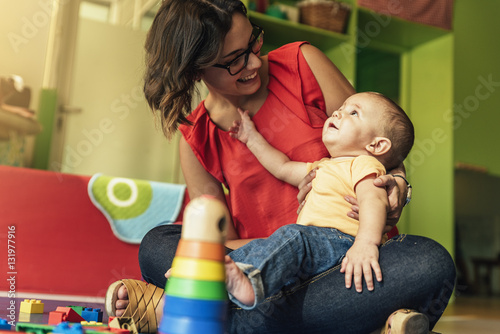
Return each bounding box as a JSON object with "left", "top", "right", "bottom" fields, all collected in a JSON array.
[
  {"left": 115, "top": 284, "right": 129, "bottom": 317},
  {"left": 225, "top": 256, "right": 255, "bottom": 307}
]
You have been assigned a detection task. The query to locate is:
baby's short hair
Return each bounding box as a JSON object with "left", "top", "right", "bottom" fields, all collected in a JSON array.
[{"left": 367, "top": 92, "right": 415, "bottom": 170}]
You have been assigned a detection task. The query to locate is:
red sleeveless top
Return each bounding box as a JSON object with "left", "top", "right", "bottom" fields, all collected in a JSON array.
[{"left": 180, "top": 42, "right": 330, "bottom": 239}]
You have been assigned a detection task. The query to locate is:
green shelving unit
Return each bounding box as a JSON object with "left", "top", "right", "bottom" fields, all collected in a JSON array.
[{"left": 248, "top": 3, "right": 455, "bottom": 255}]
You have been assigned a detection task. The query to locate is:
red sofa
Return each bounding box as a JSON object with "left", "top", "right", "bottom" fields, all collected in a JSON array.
[{"left": 0, "top": 166, "right": 188, "bottom": 297}]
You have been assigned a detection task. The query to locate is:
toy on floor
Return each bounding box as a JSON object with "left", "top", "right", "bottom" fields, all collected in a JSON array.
[
  {"left": 0, "top": 319, "right": 12, "bottom": 330},
  {"left": 159, "top": 195, "right": 229, "bottom": 334},
  {"left": 19, "top": 300, "right": 44, "bottom": 314},
  {"left": 48, "top": 307, "right": 85, "bottom": 325},
  {"left": 81, "top": 308, "right": 103, "bottom": 323}
]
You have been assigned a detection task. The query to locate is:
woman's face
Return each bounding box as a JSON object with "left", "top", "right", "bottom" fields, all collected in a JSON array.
[{"left": 201, "top": 13, "right": 263, "bottom": 99}]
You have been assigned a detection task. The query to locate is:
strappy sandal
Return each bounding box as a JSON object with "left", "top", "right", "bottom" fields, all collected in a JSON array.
[
  {"left": 105, "top": 279, "right": 164, "bottom": 333},
  {"left": 381, "top": 309, "right": 431, "bottom": 334}
]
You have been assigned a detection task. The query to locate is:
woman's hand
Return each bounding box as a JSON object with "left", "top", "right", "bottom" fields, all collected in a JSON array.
[
  {"left": 345, "top": 174, "right": 407, "bottom": 232},
  {"left": 296, "top": 168, "right": 317, "bottom": 214}
]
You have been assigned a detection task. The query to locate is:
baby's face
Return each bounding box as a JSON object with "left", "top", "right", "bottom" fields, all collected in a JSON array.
[{"left": 322, "top": 93, "right": 385, "bottom": 157}]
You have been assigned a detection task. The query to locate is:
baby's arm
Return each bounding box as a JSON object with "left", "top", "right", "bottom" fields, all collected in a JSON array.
[
  {"left": 340, "top": 175, "right": 389, "bottom": 292},
  {"left": 229, "top": 108, "right": 307, "bottom": 186}
]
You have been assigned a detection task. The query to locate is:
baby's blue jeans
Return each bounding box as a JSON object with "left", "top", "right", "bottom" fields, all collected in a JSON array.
[{"left": 228, "top": 224, "right": 354, "bottom": 309}]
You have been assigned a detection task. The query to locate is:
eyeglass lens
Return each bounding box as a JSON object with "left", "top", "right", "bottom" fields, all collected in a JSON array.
[{"left": 229, "top": 29, "right": 264, "bottom": 75}]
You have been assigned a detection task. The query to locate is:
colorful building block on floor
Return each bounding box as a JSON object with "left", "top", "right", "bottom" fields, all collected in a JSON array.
[
  {"left": 16, "top": 322, "right": 116, "bottom": 334},
  {"left": 108, "top": 317, "right": 137, "bottom": 334},
  {"left": 0, "top": 319, "right": 12, "bottom": 330},
  {"left": 81, "top": 308, "right": 103, "bottom": 323},
  {"left": 68, "top": 306, "right": 85, "bottom": 316},
  {"left": 16, "top": 322, "right": 54, "bottom": 334},
  {"left": 18, "top": 312, "right": 43, "bottom": 323},
  {"left": 80, "top": 321, "right": 105, "bottom": 327},
  {"left": 53, "top": 322, "right": 85, "bottom": 334},
  {"left": 19, "top": 299, "right": 44, "bottom": 314},
  {"left": 48, "top": 307, "right": 85, "bottom": 325}
]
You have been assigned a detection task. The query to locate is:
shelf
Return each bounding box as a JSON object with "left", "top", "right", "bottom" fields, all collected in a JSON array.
[
  {"left": 357, "top": 7, "right": 451, "bottom": 51},
  {"left": 249, "top": 10, "right": 351, "bottom": 51},
  {"left": 0, "top": 106, "right": 42, "bottom": 140}
]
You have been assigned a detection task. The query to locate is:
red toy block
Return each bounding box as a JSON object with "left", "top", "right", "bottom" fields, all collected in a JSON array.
[{"left": 48, "top": 307, "right": 85, "bottom": 325}]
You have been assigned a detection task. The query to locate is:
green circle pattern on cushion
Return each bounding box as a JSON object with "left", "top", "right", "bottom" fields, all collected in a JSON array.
[{"left": 92, "top": 175, "right": 153, "bottom": 220}]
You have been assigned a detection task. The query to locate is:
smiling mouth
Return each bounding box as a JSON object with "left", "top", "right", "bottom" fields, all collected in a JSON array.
[{"left": 238, "top": 71, "right": 257, "bottom": 82}]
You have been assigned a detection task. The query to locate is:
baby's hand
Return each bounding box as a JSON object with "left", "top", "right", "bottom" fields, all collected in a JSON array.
[
  {"left": 340, "top": 241, "right": 382, "bottom": 292},
  {"left": 229, "top": 108, "right": 256, "bottom": 144}
]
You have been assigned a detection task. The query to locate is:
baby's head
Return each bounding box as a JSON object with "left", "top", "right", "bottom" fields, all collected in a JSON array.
[{"left": 322, "top": 92, "right": 414, "bottom": 170}]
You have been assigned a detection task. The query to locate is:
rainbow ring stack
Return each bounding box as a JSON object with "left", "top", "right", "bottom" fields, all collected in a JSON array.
[{"left": 159, "top": 196, "right": 229, "bottom": 334}]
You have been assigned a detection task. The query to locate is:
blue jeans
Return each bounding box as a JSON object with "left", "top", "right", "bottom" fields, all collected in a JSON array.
[
  {"left": 228, "top": 224, "right": 354, "bottom": 309},
  {"left": 139, "top": 225, "right": 456, "bottom": 333}
]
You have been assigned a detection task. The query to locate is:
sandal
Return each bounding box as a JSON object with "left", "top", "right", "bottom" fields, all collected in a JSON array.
[
  {"left": 381, "top": 309, "right": 430, "bottom": 334},
  {"left": 105, "top": 279, "right": 164, "bottom": 333}
]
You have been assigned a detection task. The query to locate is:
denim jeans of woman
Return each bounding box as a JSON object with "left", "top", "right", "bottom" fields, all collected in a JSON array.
[{"left": 139, "top": 225, "right": 456, "bottom": 334}]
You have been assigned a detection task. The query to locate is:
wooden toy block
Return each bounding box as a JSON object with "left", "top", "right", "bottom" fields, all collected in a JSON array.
[
  {"left": 181, "top": 196, "right": 229, "bottom": 243},
  {"left": 81, "top": 308, "right": 103, "bottom": 323},
  {"left": 48, "top": 307, "right": 85, "bottom": 325},
  {"left": 19, "top": 299, "right": 44, "bottom": 314},
  {"left": 170, "top": 256, "right": 225, "bottom": 281},
  {"left": 108, "top": 317, "right": 137, "bottom": 334},
  {"left": 175, "top": 239, "right": 226, "bottom": 261}
]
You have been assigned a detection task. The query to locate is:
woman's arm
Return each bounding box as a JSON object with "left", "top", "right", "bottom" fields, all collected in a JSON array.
[
  {"left": 180, "top": 137, "right": 238, "bottom": 241},
  {"left": 180, "top": 136, "right": 266, "bottom": 249},
  {"left": 299, "top": 44, "right": 355, "bottom": 115}
]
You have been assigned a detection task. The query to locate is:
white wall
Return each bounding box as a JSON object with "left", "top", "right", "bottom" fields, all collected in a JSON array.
[
  {"left": 0, "top": 0, "right": 53, "bottom": 165},
  {"left": 0, "top": 0, "right": 51, "bottom": 110}
]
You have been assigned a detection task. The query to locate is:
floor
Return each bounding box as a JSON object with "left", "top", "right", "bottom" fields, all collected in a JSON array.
[
  {"left": 433, "top": 295, "right": 500, "bottom": 333},
  {"left": 1, "top": 292, "right": 499, "bottom": 333}
]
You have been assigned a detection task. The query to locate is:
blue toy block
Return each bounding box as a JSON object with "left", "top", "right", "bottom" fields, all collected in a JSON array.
[
  {"left": 0, "top": 319, "right": 12, "bottom": 330},
  {"left": 163, "top": 296, "right": 227, "bottom": 321},
  {"left": 81, "top": 308, "right": 103, "bottom": 323},
  {"left": 159, "top": 315, "right": 224, "bottom": 334},
  {"left": 52, "top": 322, "right": 85, "bottom": 334}
]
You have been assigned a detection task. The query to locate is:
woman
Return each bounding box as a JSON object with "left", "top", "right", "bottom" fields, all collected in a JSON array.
[{"left": 106, "top": 1, "right": 455, "bottom": 333}]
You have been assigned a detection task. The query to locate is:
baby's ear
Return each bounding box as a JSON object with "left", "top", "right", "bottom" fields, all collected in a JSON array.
[{"left": 366, "top": 137, "right": 391, "bottom": 156}]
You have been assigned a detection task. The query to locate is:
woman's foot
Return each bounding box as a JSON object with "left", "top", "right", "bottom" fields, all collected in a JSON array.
[
  {"left": 113, "top": 283, "right": 164, "bottom": 320},
  {"left": 114, "top": 284, "right": 129, "bottom": 317},
  {"left": 224, "top": 255, "right": 255, "bottom": 307}
]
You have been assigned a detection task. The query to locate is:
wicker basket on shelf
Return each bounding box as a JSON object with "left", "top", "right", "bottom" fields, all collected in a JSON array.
[{"left": 298, "top": 0, "right": 350, "bottom": 33}]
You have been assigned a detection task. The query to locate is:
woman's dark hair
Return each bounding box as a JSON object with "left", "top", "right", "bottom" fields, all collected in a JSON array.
[{"left": 144, "top": 0, "right": 247, "bottom": 139}]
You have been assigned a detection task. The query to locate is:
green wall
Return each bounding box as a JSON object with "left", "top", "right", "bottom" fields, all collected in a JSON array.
[
  {"left": 406, "top": 35, "right": 454, "bottom": 254},
  {"left": 454, "top": 0, "right": 500, "bottom": 177}
]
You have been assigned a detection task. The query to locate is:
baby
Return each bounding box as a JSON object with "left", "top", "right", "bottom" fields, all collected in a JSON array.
[{"left": 225, "top": 92, "right": 414, "bottom": 309}]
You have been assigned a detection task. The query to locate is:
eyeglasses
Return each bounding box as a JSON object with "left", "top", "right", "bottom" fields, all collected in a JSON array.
[{"left": 213, "top": 24, "right": 264, "bottom": 76}]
